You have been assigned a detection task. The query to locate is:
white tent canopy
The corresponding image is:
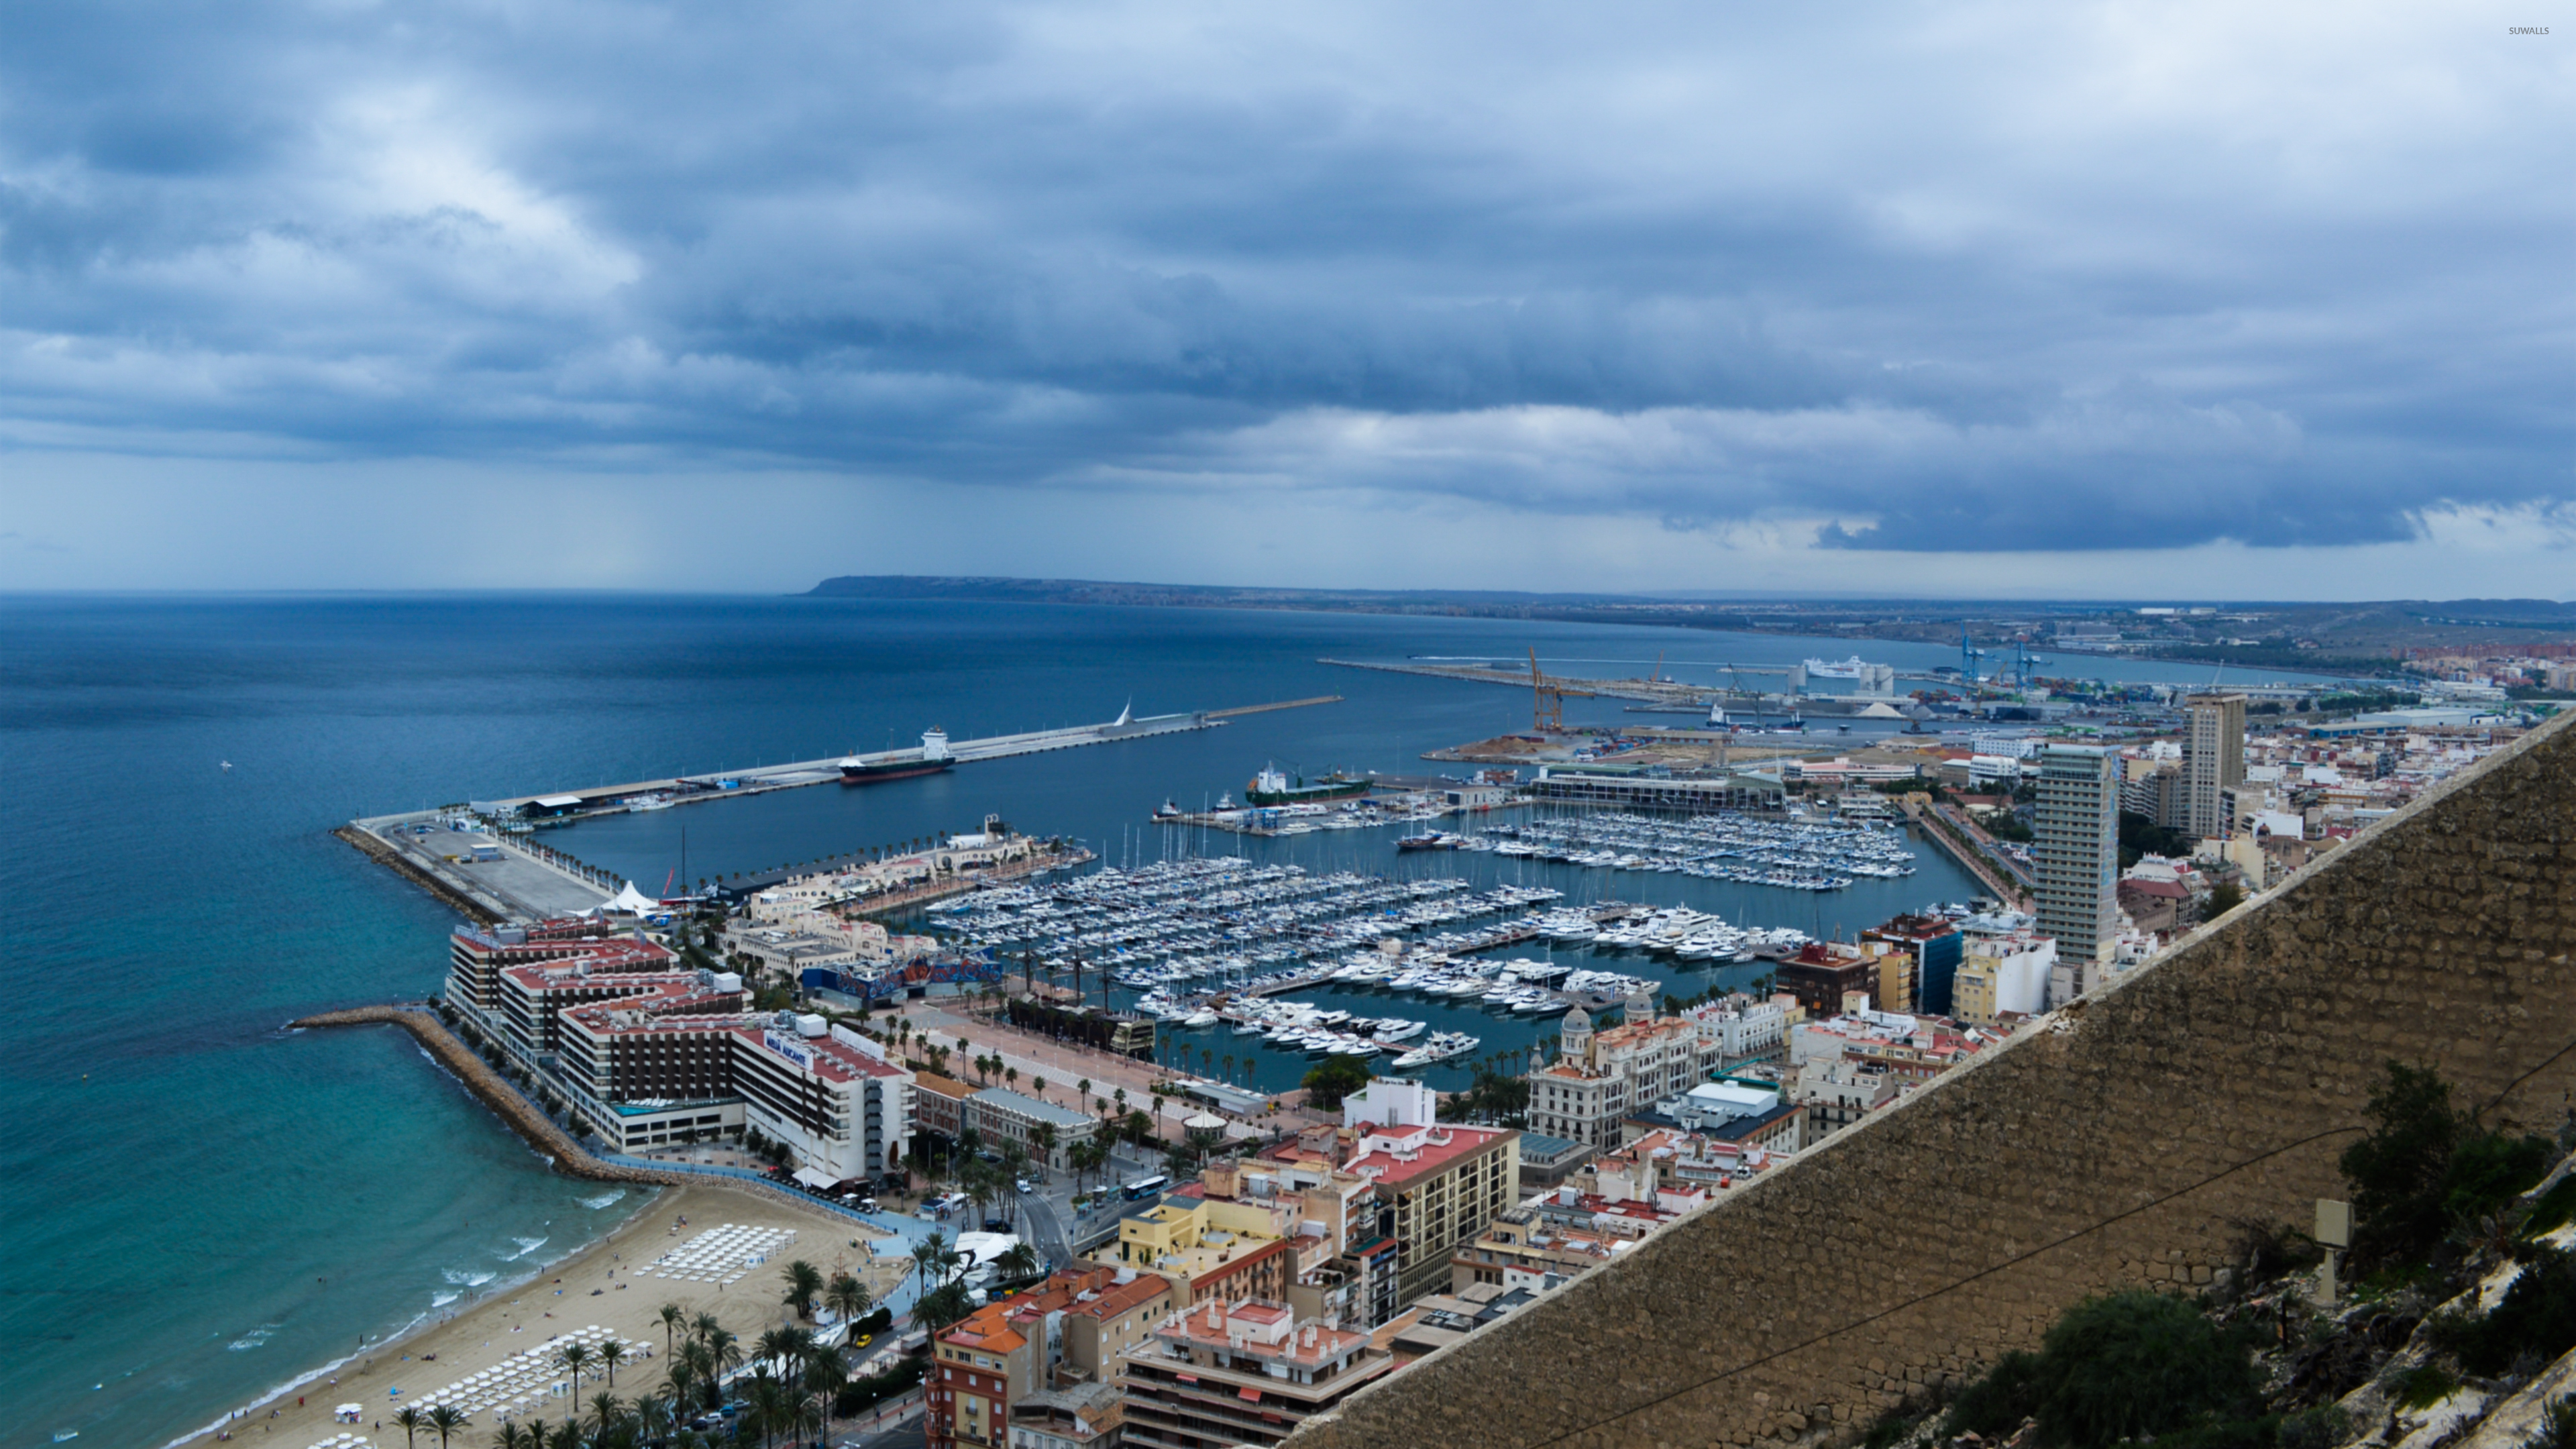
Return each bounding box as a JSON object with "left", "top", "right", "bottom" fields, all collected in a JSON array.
[
  {"left": 602, "top": 881, "right": 661, "bottom": 914},
  {"left": 792, "top": 1165, "right": 840, "bottom": 1191}
]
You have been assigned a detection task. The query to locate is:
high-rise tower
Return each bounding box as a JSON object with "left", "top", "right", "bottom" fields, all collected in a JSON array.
[
  {"left": 2035, "top": 745, "right": 2120, "bottom": 965},
  {"left": 2184, "top": 692, "right": 2247, "bottom": 839}
]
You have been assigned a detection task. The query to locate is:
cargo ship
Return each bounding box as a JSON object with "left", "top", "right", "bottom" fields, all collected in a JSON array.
[
  {"left": 841, "top": 728, "right": 956, "bottom": 785},
  {"left": 1244, "top": 763, "right": 1371, "bottom": 808}
]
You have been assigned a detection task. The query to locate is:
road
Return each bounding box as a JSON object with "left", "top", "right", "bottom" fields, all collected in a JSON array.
[
  {"left": 1018, "top": 1184, "right": 1074, "bottom": 1267},
  {"left": 835, "top": 1391, "right": 925, "bottom": 1449}
]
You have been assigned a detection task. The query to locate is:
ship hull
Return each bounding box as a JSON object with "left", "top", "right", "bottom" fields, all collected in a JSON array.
[
  {"left": 840, "top": 760, "right": 955, "bottom": 785},
  {"left": 1244, "top": 778, "right": 1371, "bottom": 808}
]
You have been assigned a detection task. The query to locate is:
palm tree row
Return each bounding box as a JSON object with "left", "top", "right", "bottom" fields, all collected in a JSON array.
[{"left": 484, "top": 1387, "right": 678, "bottom": 1448}]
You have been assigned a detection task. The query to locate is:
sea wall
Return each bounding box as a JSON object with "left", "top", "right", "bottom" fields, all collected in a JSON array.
[
  {"left": 332, "top": 824, "right": 506, "bottom": 925},
  {"left": 289, "top": 1005, "right": 681, "bottom": 1185},
  {"left": 1288, "top": 709, "right": 2576, "bottom": 1449}
]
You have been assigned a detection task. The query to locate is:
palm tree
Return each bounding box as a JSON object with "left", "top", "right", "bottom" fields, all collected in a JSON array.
[
  {"left": 690, "top": 1311, "right": 723, "bottom": 1349},
  {"left": 824, "top": 1271, "right": 871, "bottom": 1326},
  {"left": 756, "top": 1325, "right": 805, "bottom": 1381},
  {"left": 704, "top": 1323, "right": 744, "bottom": 1379},
  {"left": 780, "top": 1258, "right": 825, "bottom": 1320},
  {"left": 555, "top": 1342, "right": 594, "bottom": 1422},
  {"left": 672, "top": 1339, "right": 715, "bottom": 1415},
  {"left": 743, "top": 1367, "right": 796, "bottom": 1449},
  {"left": 492, "top": 1422, "right": 538, "bottom": 1449},
  {"left": 800, "top": 1344, "right": 848, "bottom": 1442},
  {"left": 543, "top": 1419, "right": 584, "bottom": 1449},
  {"left": 996, "top": 1241, "right": 1039, "bottom": 1280},
  {"left": 632, "top": 1393, "right": 677, "bottom": 1446},
  {"left": 914, "top": 1228, "right": 948, "bottom": 1295},
  {"left": 424, "top": 1403, "right": 468, "bottom": 1448},
  {"left": 1028, "top": 1122, "right": 1057, "bottom": 1179},
  {"left": 590, "top": 1389, "right": 631, "bottom": 1440},
  {"left": 596, "top": 1338, "right": 629, "bottom": 1389},
  {"left": 657, "top": 1302, "right": 686, "bottom": 1363},
  {"left": 391, "top": 1404, "right": 426, "bottom": 1448}
]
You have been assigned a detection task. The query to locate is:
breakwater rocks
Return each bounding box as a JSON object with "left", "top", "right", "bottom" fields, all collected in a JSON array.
[
  {"left": 331, "top": 824, "right": 504, "bottom": 925},
  {"left": 1287, "top": 707, "right": 2576, "bottom": 1449},
  {"left": 288, "top": 1005, "right": 679, "bottom": 1186}
]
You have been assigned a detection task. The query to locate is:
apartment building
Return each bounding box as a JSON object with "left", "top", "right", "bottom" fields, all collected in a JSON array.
[
  {"left": 2186, "top": 692, "right": 2248, "bottom": 840},
  {"left": 2035, "top": 745, "right": 2121, "bottom": 964},
  {"left": 1118, "top": 1299, "right": 1395, "bottom": 1448}
]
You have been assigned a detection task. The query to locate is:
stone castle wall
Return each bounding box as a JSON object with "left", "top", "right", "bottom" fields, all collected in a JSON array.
[{"left": 1290, "top": 710, "right": 2576, "bottom": 1449}]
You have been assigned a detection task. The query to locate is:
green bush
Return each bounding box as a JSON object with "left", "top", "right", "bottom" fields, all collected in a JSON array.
[
  {"left": 2526, "top": 1177, "right": 2576, "bottom": 1238},
  {"left": 2337, "top": 1062, "right": 2551, "bottom": 1270},
  {"left": 2392, "top": 1363, "right": 2459, "bottom": 1409},
  {"left": 2426, "top": 1246, "right": 2576, "bottom": 1377},
  {"left": 831, "top": 1356, "right": 924, "bottom": 1417},
  {"left": 1945, "top": 1351, "right": 2047, "bottom": 1439},
  {"left": 2443, "top": 1132, "right": 2553, "bottom": 1226},
  {"left": 1942, "top": 1293, "right": 2261, "bottom": 1448}
]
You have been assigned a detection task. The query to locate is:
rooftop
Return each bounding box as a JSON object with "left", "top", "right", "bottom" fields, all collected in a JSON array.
[
  {"left": 969, "top": 1085, "right": 1096, "bottom": 1128},
  {"left": 1344, "top": 1122, "right": 1514, "bottom": 1191}
]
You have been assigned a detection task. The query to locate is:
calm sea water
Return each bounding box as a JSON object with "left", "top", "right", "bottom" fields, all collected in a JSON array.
[{"left": 0, "top": 594, "right": 2335, "bottom": 1448}]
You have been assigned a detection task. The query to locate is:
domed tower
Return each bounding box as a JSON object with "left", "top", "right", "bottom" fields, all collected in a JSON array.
[
  {"left": 1559, "top": 1005, "right": 1593, "bottom": 1069},
  {"left": 1623, "top": 991, "right": 1653, "bottom": 1026}
]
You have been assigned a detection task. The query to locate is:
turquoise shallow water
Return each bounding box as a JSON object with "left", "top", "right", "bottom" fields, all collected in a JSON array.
[{"left": 0, "top": 594, "right": 2334, "bottom": 1448}]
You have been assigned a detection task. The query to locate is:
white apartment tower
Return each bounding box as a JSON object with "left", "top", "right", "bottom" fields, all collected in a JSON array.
[
  {"left": 2184, "top": 692, "right": 2247, "bottom": 840},
  {"left": 2035, "top": 745, "right": 2121, "bottom": 966}
]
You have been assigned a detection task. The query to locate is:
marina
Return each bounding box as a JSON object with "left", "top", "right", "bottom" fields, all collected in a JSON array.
[{"left": 922, "top": 854, "right": 1829, "bottom": 1077}]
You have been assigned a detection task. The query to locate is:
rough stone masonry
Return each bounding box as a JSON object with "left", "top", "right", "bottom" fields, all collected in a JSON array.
[{"left": 1288, "top": 708, "right": 2576, "bottom": 1449}]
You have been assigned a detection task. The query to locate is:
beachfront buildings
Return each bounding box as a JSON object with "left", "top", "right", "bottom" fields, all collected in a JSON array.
[
  {"left": 2035, "top": 745, "right": 2121, "bottom": 964},
  {"left": 2186, "top": 692, "right": 2249, "bottom": 840},
  {"left": 1118, "top": 1299, "right": 1397, "bottom": 1448},
  {"left": 445, "top": 918, "right": 915, "bottom": 1182}
]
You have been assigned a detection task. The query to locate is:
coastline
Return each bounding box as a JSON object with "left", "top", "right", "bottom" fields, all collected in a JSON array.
[
  {"left": 157, "top": 1191, "right": 668, "bottom": 1449},
  {"left": 167, "top": 1183, "right": 911, "bottom": 1449}
]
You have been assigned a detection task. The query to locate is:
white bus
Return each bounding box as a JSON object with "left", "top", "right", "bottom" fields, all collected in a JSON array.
[{"left": 1121, "top": 1174, "right": 1171, "bottom": 1201}]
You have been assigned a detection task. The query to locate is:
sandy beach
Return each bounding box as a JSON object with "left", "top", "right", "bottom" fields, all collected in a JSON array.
[{"left": 195, "top": 1184, "right": 912, "bottom": 1448}]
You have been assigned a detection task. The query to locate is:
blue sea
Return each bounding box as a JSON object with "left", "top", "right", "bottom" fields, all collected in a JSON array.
[{"left": 0, "top": 594, "right": 2341, "bottom": 1448}]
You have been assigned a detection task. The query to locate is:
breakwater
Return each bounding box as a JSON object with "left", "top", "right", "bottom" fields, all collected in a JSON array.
[
  {"left": 288, "top": 1005, "right": 680, "bottom": 1185},
  {"left": 333, "top": 824, "right": 508, "bottom": 924}
]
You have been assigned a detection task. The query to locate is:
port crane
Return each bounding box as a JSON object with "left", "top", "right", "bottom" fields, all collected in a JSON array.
[
  {"left": 1528, "top": 648, "right": 1604, "bottom": 732},
  {"left": 1958, "top": 624, "right": 1990, "bottom": 694}
]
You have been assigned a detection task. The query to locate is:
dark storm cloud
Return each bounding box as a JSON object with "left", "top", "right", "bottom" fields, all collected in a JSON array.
[{"left": 1, "top": 0, "right": 2567, "bottom": 551}]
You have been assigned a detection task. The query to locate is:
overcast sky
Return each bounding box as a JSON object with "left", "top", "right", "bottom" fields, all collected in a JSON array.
[{"left": 3, "top": 1, "right": 2569, "bottom": 596}]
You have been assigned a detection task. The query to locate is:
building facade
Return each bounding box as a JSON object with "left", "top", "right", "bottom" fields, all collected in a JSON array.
[
  {"left": 2186, "top": 692, "right": 2248, "bottom": 840},
  {"left": 2035, "top": 745, "right": 2121, "bottom": 964},
  {"left": 1118, "top": 1299, "right": 1395, "bottom": 1448}
]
